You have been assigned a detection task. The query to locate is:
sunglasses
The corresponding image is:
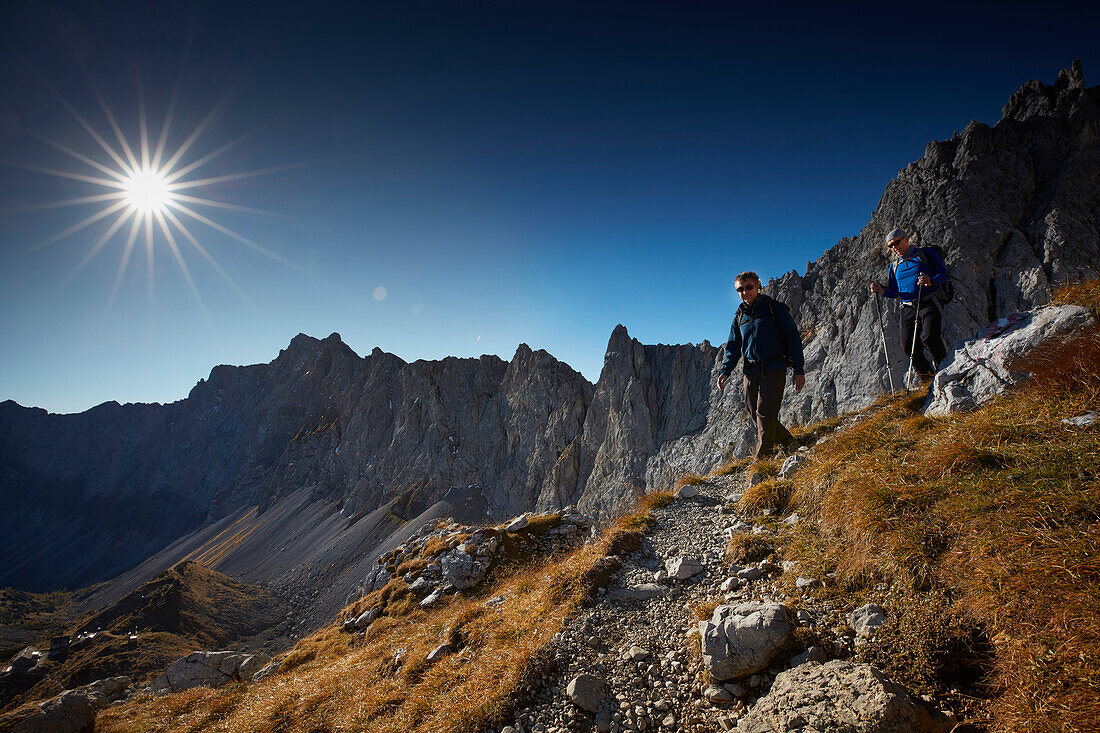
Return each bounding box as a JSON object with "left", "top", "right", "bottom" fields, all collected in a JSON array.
[
  {"left": 735, "top": 284, "right": 757, "bottom": 293},
  {"left": 887, "top": 240, "right": 906, "bottom": 248}
]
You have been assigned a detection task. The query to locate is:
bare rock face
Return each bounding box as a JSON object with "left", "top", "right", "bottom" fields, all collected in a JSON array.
[
  {"left": 736, "top": 661, "right": 951, "bottom": 733},
  {"left": 924, "top": 305, "right": 1095, "bottom": 416}
]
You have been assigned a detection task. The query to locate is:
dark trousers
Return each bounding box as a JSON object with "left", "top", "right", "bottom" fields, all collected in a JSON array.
[
  {"left": 899, "top": 301, "right": 947, "bottom": 376},
  {"left": 743, "top": 369, "right": 793, "bottom": 461}
]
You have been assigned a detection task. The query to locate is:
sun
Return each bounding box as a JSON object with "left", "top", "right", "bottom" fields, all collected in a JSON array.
[
  {"left": 124, "top": 168, "right": 172, "bottom": 213},
  {"left": 10, "top": 76, "right": 301, "bottom": 317}
]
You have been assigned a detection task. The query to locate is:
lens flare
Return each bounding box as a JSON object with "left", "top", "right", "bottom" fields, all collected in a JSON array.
[{"left": 124, "top": 169, "right": 172, "bottom": 213}]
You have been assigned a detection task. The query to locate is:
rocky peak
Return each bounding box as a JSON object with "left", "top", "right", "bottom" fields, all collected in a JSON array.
[{"left": 1001, "top": 59, "right": 1089, "bottom": 121}]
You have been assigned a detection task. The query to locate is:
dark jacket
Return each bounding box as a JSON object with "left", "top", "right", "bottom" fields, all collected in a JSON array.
[{"left": 719, "top": 294, "right": 805, "bottom": 377}]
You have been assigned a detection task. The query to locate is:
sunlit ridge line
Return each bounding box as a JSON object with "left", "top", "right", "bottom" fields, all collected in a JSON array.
[
  {"left": 155, "top": 210, "right": 213, "bottom": 331},
  {"left": 59, "top": 207, "right": 135, "bottom": 291},
  {"left": 162, "top": 207, "right": 257, "bottom": 309},
  {"left": 22, "top": 199, "right": 130, "bottom": 258}
]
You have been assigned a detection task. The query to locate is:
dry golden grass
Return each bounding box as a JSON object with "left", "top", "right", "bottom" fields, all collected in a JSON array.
[
  {"left": 675, "top": 473, "right": 706, "bottom": 489},
  {"left": 96, "top": 495, "right": 673, "bottom": 733},
  {"left": 778, "top": 279, "right": 1100, "bottom": 732},
  {"left": 737, "top": 478, "right": 793, "bottom": 515},
  {"left": 723, "top": 532, "right": 773, "bottom": 565}
]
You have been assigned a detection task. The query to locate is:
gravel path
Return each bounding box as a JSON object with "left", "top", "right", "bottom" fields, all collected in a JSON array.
[{"left": 494, "top": 468, "right": 799, "bottom": 733}]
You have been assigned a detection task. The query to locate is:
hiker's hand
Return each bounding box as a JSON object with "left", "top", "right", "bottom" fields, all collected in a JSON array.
[
  {"left": 794, "top": 374, "right": 805, "bottom": 391},
  {"left": 870, "top": 281, "right": 884, "bottom": 295},
  {"left": 917, "top": 273, "right": 933, "bottom": 287},
  {"left": 718, "top": 374, "right": 728, "bottom": 391}
]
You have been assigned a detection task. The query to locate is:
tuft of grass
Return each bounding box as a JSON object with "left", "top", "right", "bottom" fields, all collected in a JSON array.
[
  {"left": 675, "top": 473, "right": 706, "bottom": 489},
  {"left": 723, "top": 532, "right": 773, "bottom": 565},
  {"left": 738, "top": 478, "right": 793, "bottom": 515},
  {"left": 713, "top": 456, "right": 753, "bottom": 476}
]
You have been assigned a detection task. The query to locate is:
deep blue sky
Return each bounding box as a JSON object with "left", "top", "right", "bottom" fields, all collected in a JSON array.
[{"left": 2, "top": 1, "right": 1097, "bottom": 414}]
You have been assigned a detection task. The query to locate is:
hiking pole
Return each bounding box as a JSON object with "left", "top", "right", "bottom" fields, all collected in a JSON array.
[
  {"left": 904, "top": 283, "right": 923, "bottom": 392},
  {"left": 873, "top": 293, "right": 895, "bottom": 393}
]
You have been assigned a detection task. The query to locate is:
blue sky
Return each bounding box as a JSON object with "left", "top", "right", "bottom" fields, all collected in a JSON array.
[{"left": 2, "top": 1, "right": 1097, "bottom": 414}]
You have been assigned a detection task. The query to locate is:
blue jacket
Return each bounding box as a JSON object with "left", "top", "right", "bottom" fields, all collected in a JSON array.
[
  {"left": 883, "top": 247, "right": 948, "bottom": 301},
  {"left": 720, "top": 294, "right": 805, "bottom": 377}
]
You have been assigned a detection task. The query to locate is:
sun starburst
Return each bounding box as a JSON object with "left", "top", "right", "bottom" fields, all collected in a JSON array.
[{"left": 7, "top": 72, "right": 301, "bottom": 321}]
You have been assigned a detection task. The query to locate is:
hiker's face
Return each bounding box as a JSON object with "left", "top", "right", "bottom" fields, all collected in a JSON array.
[
  {"left": 888, "top": 237, "right": 910, "bottom": 256},
  {"left": 735, "top": 279, "right": 760, "bottom": 306}
]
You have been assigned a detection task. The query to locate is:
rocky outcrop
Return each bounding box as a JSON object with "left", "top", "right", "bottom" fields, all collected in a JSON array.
[
  {"left": 0, "top": 677, "right": 131, "bottom": 733},
  {"left": 736, "top": 661, "right": 950, "bottom": 733},
  {"left": 150, "top": 651, "right": 271, "bottom": 694},
  {"left": 924, "top": 304, "right": 1095, "bottom": 415}
]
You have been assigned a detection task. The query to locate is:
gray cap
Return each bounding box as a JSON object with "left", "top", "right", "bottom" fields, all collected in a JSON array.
[{"left": 885, "top": 228, "right": 908, "bottom": 243}]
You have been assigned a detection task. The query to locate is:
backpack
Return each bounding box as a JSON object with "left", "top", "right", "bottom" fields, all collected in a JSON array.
[
  {"left": 889, "top": 245, "right": 954, "bottom": 305},
  {"left": 734, "top": 297, "right": 791, "bottom": 367}
]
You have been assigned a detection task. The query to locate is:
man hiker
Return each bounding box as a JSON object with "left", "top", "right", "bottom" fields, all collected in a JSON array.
[
  {"left": 869, "top": 228, "right": 949, "bottom": 379},
  {"left": 717, "top": 271, "right": 806, "bottom": 461}
]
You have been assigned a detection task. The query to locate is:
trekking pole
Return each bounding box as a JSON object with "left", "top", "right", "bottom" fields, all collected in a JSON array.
[
  {"left": 873, "top": 293, "right": 895, "bottom": 393},
  {"left": 904, "top": 283, "right": 923, "bottom": 392}
]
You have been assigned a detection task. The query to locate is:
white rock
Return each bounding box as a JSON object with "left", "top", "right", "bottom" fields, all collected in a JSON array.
[
  {"left": 567, "top": 673, "right": 607, "bottom": 713},
  {"left": 1063, "top": 411, "right": 1099, "bottom": 427},
  {"left": 849, "top": 603, "right": 888, "bottom": 638},
  {"left": 699, "top": 602, "right": 794, "bottom": 680},
  {"left": 678, "top": 483, "right": 698, "bottom": 498},
  {"left": 665, "top": 556, "right": 705, "bottom": 580}
]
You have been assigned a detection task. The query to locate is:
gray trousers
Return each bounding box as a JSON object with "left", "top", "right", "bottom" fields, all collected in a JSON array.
[{"left": 744, "top": 369, "right": 793, "bottom": 461}]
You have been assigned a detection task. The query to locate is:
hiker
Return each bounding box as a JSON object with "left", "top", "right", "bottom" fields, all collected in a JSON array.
[
  {"left": 869, "top": 228, "right": 949, "bottom": 379},
  {"left": 717, "top": 271, "right": 806, "bottom": 461}
]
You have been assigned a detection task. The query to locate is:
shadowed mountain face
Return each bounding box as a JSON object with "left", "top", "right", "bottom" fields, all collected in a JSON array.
[{"left": 2, "top": 65, "right": 1098, "bottom": 597}]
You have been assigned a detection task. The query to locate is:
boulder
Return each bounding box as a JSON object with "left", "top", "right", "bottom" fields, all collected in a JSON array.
[
  {"left": 566, "top": 673, "right": 607, "bottom": 713},
  {"left": 665, "top": 556, "right": 705, "bottom": 580},
  {"left": 678, "top": 483, "right": 698, "bottom": 498},
  {"left": 151, "top": 650, "right": 273, "bottom": 693},
  {"left": 700, "top": 602, "right": 794, "bottom": 680},
  {"left": 504, "top": 514, "right": 529, "bottom": 532},
  {"left": 736, "top": 660, "right": 951, "bottom": 732},
  {"left": 925, "top": 305, "right": 1095, "bottom": 416},
  {"left": 440, "top": 549, "right": 490, "bottom": 590},
  {"left": 2, "top": 689, "right": 96, "bottom": 733}
]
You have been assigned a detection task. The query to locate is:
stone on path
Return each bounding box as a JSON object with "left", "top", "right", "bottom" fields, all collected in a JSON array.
[
  {"left": 735, "top": 660, "right": 951, "bottom": 733},
  {"left": 700, "top": 602, "right": 794, "bottom": 680},
  {"left": 665, "top": 556, "right": 705, "bottom": 580},
  {"left": 566, "top": 673, "right": 607, "bottom": 713}
]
